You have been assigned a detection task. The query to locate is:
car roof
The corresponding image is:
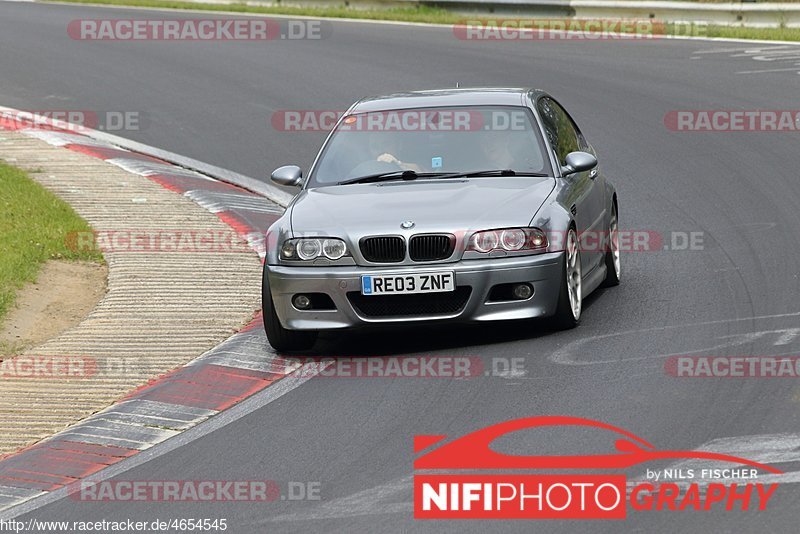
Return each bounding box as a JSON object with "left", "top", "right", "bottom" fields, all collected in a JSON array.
[{"left": 349, "top": 88, "right": 549, "bottom": 113}]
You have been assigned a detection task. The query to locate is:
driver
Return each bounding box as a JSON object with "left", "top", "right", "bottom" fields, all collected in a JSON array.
[{"left": 369, "top": 133, "right": 423, "bottom": 172}]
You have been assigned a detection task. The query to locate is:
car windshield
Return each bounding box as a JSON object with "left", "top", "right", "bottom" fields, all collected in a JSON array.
[{"left": 308, "top": 106, "right": 552, "bottom": 186}]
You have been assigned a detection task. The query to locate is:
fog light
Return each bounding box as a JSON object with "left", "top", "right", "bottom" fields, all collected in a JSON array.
[
  {"left": 512, "top": 283, "right": 533, "bottom": 300},
  {"left": 293, "top": 294, "right": 312, "bottom": 310}
]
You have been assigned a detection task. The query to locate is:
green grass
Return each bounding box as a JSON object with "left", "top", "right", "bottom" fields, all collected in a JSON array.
[
  {"left": 0, "top": 162, "right": 102, "bottom": 323},
  {"left": 0, "top": 340, "right": 26, "bottom": 357},
  {"left": 49, "top": 0, "right": 800, "bottom": 42},
  {"left": 698, "top": 25, "right": 800, "bottom": 41},
  {"left": 53, "top": 0, "right": 461, "bottom": 23}
]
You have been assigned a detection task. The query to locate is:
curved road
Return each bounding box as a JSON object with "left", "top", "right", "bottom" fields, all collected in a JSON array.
[{"left": 2, "top": 2, "right": 800, "bottom": 531}]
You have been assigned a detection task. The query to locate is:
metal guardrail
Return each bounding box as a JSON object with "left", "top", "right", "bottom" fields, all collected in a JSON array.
[
  {"left": 562, "top": 1, "right": 800, "bottom": 28},
  {"left": 191, "top": 0, "right": 800, "bottom": 28}
]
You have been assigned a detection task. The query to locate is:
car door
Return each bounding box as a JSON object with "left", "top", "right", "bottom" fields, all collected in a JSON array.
[{"left": 536, "top": 97, "right": 606, "bottom": 274}]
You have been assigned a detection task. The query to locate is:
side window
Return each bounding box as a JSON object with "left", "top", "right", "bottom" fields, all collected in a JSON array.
[
  {"left": 536, "top": 98, "right": 560, "bottom": 160},
  {"left": 537, "top": 97, "right": 581, "bottom": 165}
]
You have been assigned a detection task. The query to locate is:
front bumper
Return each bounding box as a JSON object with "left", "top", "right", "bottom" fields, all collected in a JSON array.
[{"left": 267, "top": 252, "right": 564, "bottom": 330}]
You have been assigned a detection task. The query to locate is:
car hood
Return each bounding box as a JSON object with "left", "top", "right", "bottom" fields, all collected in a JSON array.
[{"left": 289, "top": 177, "right": 555, "bottom": 236}]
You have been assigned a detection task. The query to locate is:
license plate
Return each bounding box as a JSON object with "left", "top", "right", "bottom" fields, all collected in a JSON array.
[{"left": 361, "top": 272, "right": 455, "bottom": 296}]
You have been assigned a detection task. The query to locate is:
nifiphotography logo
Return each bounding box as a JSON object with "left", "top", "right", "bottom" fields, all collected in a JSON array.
[{"left": 413, "top": 416, "right": 782, "bottom": 519}]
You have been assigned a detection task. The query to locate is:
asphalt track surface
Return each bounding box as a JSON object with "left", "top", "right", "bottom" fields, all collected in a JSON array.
[{"left": 3, "top": 2, "right": 800, "bottom": 531}]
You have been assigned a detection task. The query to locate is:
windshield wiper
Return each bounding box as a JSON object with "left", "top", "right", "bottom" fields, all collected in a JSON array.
[
  {"left": 339, "top": 170, "right": 449, "bottom": 185},
  {"left": 434, "top": 169, "right": 550, "bottom": 179},
  {"left": 338, "top": 168, "right": 549, "bottom": 185}
]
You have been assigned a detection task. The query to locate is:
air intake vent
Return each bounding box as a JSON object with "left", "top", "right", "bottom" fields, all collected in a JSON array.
[
  {"left": 360, "top": 236, "right": 406, "bottom": 263},
  {"left": 410, "top": 234, "right": 455, "bottom": 261},
  {"left": 347, "top": 287, "right": 472, "bottom": 317}
]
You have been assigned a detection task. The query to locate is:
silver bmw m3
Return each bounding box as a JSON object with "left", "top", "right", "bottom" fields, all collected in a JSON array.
[{"left": 262, "top": 88, "right": 620, "bottom": 351}]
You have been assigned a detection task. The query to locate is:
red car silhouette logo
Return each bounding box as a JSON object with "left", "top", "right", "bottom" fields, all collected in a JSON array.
[{"left": 414, "top": 416, "right": 782, "bottom": 473}]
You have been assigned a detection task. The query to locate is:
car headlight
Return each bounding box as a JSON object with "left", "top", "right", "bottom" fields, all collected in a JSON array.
[
  {"left": 281, "top": 238, "right": 349, "bottom": 261},
  {"left": 322, "top": 239, "right": 347, "bottom": 260},
  {"left": 297, "top": 239, "right": 322, "bottom": 260},
  {"left": 467, "top": 228, "right": 548, "bottom": 253}
]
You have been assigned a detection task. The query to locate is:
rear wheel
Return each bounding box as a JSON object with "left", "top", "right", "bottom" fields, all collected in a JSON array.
[
  {"left": 552, "top": 227, "right": 582, "bottom": 330},
  {"left": 262, "top": 265, "right": 318, "bottom": 352},
  {"left": 602, "top": 203, "right": 621, "bottom": 287}
]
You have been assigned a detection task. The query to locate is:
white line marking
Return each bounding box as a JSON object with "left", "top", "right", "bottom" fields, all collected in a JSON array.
[
  {"left": 694, "top": 45, "right": 800, "bottom": 55},
  {"left": 737, "top": 67, "right": 800, "bottom": 74},
  {"left": 550, "top": 311, "right": 800, "bottom": 366},
  {"left": 268, "top": 475, "right": 413, "bottom": 522}
]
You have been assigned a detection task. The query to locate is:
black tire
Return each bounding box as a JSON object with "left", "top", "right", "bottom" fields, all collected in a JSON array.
[
  {"left": 551, "top": 228, "right": 581, "bottom": 330},
  {"left": 602, "top": 203, "right": 621, "bottom": 288},
  {"left": 262, "top": 264, "right": 318, "bottom": 352}
]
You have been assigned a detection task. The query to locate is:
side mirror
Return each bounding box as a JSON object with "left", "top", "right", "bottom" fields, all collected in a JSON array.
[
  {"left": 271, "top": 165, "right": 303, "bottom": 187},
  {"left": 561, "top": 152, "right": 597, "bottom": 176}
]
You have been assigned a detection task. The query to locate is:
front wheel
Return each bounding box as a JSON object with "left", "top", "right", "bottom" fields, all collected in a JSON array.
[
  {"left": 602, "top": 203, "right": 621, "bottom": 287},
  {"left": 551, "top": 227, "right": 582, "bottom": 330},
  {"left": 262, "top": 266, "right": 318, "bottom": 352}
]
